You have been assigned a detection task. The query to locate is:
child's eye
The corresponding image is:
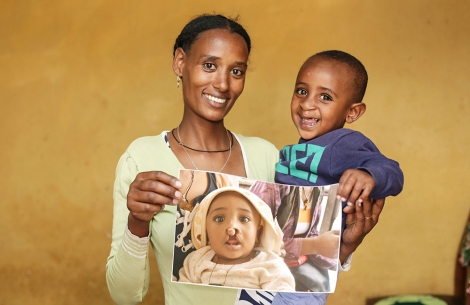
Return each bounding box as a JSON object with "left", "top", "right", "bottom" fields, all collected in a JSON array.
[
  {"left": 203, "top": 63, "right": 216, "bottom": 70},
  {"left": 295, "top": 88, "right": 308, "bottom": 96},
  {"left": 320, "top": 93, "right": 332, "bottom": 101},
  {"left": 214, "top": 216, "right": 225, "bottom": 223},
  {"left": 240, "top": 216, "right": 250, "bottom": 223}
]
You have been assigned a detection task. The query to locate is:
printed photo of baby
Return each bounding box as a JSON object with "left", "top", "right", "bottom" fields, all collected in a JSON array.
[
  {"left": 171, "top": 169, "right": 342, "bottom": 293},
  {"left": 177, "top": 186, "right": 295, "bottom": 291}
]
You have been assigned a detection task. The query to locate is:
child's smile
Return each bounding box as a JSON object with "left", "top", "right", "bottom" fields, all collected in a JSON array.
[{"left": 291, "top": 57, "right": 358, "bottom": 140}]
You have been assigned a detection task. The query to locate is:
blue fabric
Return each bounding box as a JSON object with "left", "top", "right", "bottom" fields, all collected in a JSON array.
[
  {"left": 275, "top": 128, "right": 403, "bottom": 199},
  {"left": 272, "top": 292, "right": 328, "bottom": 305}
]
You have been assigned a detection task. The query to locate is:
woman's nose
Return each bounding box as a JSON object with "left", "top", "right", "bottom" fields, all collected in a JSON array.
[{"left": 213, "top": 71, "right": 229, "bottom": 92}]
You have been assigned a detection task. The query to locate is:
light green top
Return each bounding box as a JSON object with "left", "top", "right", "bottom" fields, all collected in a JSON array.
[{"left": 106, "top": 132, "right": 279, "bottom": 305}]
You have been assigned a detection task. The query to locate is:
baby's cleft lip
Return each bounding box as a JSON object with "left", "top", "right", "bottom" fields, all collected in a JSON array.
[{"left": 226, "top": 235, "right": 240, "bottom": 245}]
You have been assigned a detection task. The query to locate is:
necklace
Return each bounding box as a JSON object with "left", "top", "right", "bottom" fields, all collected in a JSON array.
[
  {"left": 176, "top": 125, "right": 232, "bottom": 173},
  {"left": 171, "top": 129, "right": 233, "bottom": 153},
  {"left": 208, "top": 255, "right": 236, "bottom": 286},
  {"left": 301, "top": 187, "right": 311, "bottom": 211},
  {"left": 181, "top": 170, "right": 195, "bottom": 211}
]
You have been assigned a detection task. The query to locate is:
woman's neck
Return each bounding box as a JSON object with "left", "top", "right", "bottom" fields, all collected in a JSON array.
[{"left": 177, "top": 120, "right": 231, "bottom": 152}]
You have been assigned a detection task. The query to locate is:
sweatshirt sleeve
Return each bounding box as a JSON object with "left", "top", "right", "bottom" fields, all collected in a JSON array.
[
  {"left": 329, "top": 131, "right": 404, "bottom": 199},
  {"left": 106, "top": 151, "right": 151, "bottom": 304}
]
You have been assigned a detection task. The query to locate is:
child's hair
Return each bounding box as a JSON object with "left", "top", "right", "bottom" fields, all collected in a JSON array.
[
  {"left": 309, "top": 50, "right": 368, "bottom": 103},
  {"left": 173, "top": 14, "right": 251, "bottom": 56}
]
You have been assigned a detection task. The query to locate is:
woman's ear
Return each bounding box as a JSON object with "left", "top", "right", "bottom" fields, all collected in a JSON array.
[
  {"left": 346, "top": 102, "right": 366, "bottom": 124},
  {"left": 172, "top": 47, "right": 186, "bottom": 77}
]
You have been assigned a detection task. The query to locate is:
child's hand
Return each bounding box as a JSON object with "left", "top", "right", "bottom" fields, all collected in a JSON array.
[{"left": 337, "top": 169, "right": 375, "bottom": 206}]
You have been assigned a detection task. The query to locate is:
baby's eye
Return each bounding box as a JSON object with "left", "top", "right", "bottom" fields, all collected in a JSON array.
[
  {"left": 231, "top": 68, "right": 245, "bottom": 77},
  {"left": 295, "top": 88, "right": 308, "bottom": 96},
  {"left": 240, "top": 216, "right": 250, "bottom": 223},
  {"left": 320, "top": 93, "right": 332, "bottom": 101},
  {"left": 213, "top": 215, "right": 225, "bottom": 223}
]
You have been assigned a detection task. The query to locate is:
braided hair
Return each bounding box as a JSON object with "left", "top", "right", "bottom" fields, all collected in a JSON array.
[{"left": 173, "top": 14, "right": 251, "bottom": 56}]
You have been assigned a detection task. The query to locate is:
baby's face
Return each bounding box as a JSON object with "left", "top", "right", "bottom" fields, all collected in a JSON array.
[{"left": 206, "top": 191, "right": 261, "bottom": 265}]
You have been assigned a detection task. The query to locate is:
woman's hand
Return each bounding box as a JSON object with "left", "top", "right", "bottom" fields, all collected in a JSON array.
[
  {"left": 339, "top": 197, "right": 385, "bottom": 263},
  {"left": 127, "top": 171, "right": 182, "bottom": 237}
]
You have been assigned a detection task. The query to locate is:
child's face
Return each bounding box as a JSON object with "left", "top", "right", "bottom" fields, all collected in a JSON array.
[
  {"left": 206, "top": 191, "right": 261, "bottom": 265},
  {"left": 291, "top": 58, "right": 357, "bottom": 140}
]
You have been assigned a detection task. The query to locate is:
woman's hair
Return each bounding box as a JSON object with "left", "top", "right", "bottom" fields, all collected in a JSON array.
[{"left": 173, "top": 14, "right": 251, "bottom": 56}]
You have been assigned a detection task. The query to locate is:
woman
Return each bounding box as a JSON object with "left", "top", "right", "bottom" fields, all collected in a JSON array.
[{"left": 106, "top": 14, "right": 384, "bottom": 305}]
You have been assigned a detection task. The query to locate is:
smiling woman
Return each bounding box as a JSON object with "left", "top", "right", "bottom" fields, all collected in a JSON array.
[
  {"left": 105, "top": 13, "right": 384, "bottom": 305},
  {"left": 105, "top": 14, "right": 281, "bottom": 305}
]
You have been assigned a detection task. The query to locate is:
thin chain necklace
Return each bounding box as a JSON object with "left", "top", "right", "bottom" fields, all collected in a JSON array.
[
  {"left": 171, "top": 129, "right": 233, "bottom": 153},
  {"left": 301, "top": 187, "right": 312, "bottom": 211},
  {"left": 181, "top": 170, "right": 195, "bottom": 211},
  {"left": 176, "top": 125, "right": 232, "bottom": 173},
  {"left": 208, "top": 255, "right": 236, "bottom": 286}
]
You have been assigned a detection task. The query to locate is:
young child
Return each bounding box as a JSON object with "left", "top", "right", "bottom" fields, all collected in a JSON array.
[
  {"left": 271, "top": 50, "right": 404, "bottom": 304},
  {"left": 177, "top": 186, "right": 296, "bottom": 291},
  {"left": 275, "top": 50, "right": 404, "bottom": 215}
]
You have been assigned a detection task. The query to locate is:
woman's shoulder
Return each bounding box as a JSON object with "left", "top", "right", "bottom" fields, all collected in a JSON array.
[
  {"left": 122, "top": 131, "right": 181, "bottom": 173},
  {"left": 127, "top": 132, "right": 167, "bottom": 151},
  {"left": 234, "top": 133, "right": 277, "bottom": 151}
]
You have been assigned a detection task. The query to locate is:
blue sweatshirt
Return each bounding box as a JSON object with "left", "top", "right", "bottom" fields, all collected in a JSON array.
[{"left": 275, "top": 128, "right": 404, "bottom": 198}]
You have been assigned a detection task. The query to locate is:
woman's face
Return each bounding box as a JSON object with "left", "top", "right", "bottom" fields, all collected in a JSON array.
[
  {"left": 175, "top": 29, "right": 249, "bottom": 122},
  {"left": 206, "top": 192, "right": 261, "bottom": 265}
]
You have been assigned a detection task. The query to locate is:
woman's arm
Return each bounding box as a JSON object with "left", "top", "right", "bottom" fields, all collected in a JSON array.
[{"left": 106, "top": 151, "right": 182, "bottom": 304}]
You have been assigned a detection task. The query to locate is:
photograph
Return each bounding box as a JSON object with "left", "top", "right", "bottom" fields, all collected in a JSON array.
[{"left": 171, "top": 169, "right": 342, "bottom": 293}]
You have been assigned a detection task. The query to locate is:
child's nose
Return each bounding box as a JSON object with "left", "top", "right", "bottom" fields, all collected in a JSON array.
[
  {"left": 301, "top": 97, "right": 317, "bottom": 110},
  {"left": 227, "top": 227, "right": 236, "bottom": 236}
]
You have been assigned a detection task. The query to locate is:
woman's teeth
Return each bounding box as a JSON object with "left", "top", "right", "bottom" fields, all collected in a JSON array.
[
  {"left": 205, "top": 94, "right": 227, "bottom": 104},
  {"left": 206, "top": 95, "right": 226, "bottom": 104}
]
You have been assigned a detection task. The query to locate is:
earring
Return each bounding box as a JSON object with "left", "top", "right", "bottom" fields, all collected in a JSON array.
[{"left": 176, "top": 76, "right": 181, "bottom": 88}]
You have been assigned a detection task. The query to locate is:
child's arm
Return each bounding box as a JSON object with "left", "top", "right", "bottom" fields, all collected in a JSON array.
[{"left": 331, "top": 131, "right": 404, "bottom": 204}]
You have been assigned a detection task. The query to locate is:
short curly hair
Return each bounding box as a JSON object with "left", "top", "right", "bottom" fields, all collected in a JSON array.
[{"left": 309, "top": 50, "right": 368, "bottom": 103}]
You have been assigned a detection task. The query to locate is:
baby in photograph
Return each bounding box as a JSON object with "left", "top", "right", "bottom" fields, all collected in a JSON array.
[{"left": 178, "top": 186, "right": 295, "bottom": 291}]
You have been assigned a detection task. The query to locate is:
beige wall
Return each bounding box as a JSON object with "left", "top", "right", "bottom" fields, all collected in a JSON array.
[{"left": 1, "top": 1, "right": 469, "bottom": 304}]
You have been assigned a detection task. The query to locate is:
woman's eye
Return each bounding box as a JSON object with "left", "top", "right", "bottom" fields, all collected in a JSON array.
[
  {"left": 296, "top": 88, "right": 307, "bottom": 96},
  {"left": 231, "top": 68, "right": 245, "bottom": 77},
  {"left": 214, "top": 216, "right": 224, "bottom": 223},
  {"left": 203, "top": 63, "right": 215, "bottom": 70},
  {"left": 240, "top": 216, "right": 250, "bottom": 223},
  {"left": 320, "top": 94, "right": 332, "bottom": 101}
]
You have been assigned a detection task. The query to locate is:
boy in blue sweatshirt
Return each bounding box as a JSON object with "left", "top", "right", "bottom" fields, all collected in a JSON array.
[
  {"left": 276, "top": 50, "right": 403, "bottom": 209},
  {"left": 272, "top": 50, "right": 404, "bottom": 305}
]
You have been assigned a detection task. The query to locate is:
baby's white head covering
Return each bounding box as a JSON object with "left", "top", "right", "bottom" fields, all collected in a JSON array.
[{"left": 191, "top": 186, "right": 281, "bottom": 253}]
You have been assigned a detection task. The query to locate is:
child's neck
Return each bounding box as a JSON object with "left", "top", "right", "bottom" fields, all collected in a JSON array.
[{"left": 212, "top": 250, "right": 258, "bottom": 265}]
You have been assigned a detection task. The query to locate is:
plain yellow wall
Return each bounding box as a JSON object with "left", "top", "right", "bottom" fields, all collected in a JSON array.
[{"left": 1, "top": 1, "right": 469, "bottom": 304}]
